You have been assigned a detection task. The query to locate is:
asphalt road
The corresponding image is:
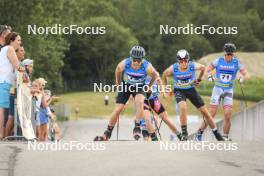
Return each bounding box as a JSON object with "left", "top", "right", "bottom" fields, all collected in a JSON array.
[{"left": 0, "top": 118, "right": 264, "bottom": 176}]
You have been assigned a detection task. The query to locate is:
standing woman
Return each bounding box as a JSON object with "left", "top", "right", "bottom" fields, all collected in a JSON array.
[{"left": 0, "top": 32, "right": 24, "bottom": 139}]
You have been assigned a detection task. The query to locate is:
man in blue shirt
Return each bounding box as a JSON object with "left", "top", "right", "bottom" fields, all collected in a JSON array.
[
  {"left": 163, "top": 49, "right": 224, "bottom": 141},
  {"left": 94, "top": 45, "right": 159, "bottom": 141},
  {"left": 195, "top": 43, "right": 250, "bottom": 141}
]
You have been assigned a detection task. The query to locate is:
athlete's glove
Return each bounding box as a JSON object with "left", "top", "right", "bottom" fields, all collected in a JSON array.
[
  {"left": 208, "top": 75, "right": 215, "bottom": 82},
  {"left": 238, "top": 76, "right": 244, "bottom": 83},
  {"left": 194, "top": 79, "right": 202, "bottom": 86}
]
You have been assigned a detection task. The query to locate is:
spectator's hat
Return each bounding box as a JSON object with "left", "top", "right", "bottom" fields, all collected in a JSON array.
[{"left": 22, "top": 59, "right": 33, "bottom": 66}]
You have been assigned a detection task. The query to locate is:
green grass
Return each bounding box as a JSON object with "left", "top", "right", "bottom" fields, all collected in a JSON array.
[{"left": 57, "top": 91, "right": 256, "bottom": 119}]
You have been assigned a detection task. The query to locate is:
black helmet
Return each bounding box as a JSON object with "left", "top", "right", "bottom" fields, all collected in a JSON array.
[
  {"left": 176, "top": 49, "right": 190, "bottom": 62},
  {"left": 224, "top": 43, "right": 236, "bottom": 54},
  {"left": 130, "top": 45, "right": 146, "bottom": 59}
]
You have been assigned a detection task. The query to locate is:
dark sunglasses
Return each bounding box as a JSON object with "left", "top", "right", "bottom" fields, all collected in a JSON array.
[
  {"left": 178, "top": 59, "right": 188, "bottom": 63},
  {"left": 132, "top": 58, "right": 142, "bottom": 63},
  {"left": 226, "top": 53, "right": 233, "bottom": 56}
]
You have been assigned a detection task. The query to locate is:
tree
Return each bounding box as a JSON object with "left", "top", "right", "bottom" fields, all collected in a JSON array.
[{"left": 63, "top": 16, "right": 138, "bottom": 82}]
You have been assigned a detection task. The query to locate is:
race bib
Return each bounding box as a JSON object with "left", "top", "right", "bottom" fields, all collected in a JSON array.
[
  {"left": 126, "top": 75, "right": 144, "bottom": 84},
  {"left": 220, "top": 73, "right": 232, "bottom": 83},
  {"left": 175, "top": 79, "right": 192, "bottom": 87}
]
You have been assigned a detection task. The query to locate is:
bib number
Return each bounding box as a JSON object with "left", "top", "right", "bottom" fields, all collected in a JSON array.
[
  {"left": 175, "top": 79, "right": 192, "bottom": 87},
  {"left": 125, "top": 75, "right": 144, "bottom": 84},
  {"left": 220, "top": 74, "right": 232, "bottom": 83}
]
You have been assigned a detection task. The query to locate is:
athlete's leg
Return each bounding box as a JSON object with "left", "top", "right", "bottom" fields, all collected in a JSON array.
[
  {"left": 143, "top": 109, "right": 158, "bottom": 141},
  {"left": 108, "top": 104, "right": 126, "bottom": 126},
  {"left": 198, "top": 86, "right": 221, "bottom": 131},
  {"left": 132, "top": 93, "right": 146, "bottom": 140},
  {"left": 178, "top": 101, "right": 188, "bottom": 140},
  {"left": 222, "top": 90, "right": 233, "bottom": 139},
  {"left": 198, "top": 106, "right": 217, "bottom": 129},
  {"left": 159, "top": 111, "right": 183, "bottom": 141},
  {"left": 100, "top": 103, "right": 125, "bottom": 140},
  {"left": 144, "top": 109, "right": 155, "bottom": 134},
  {"left": 174, "top": 89, "right": 188, "bottom": 140},
  {"left": 134, "top": 93, "right": 145, "bottom": 122},
  {"left": 137, "top": 112, "right": 151, "bottom": 141},
  {"left": 178, "top": 101, "right": 187, "bottom": 126},
  {"left": 223, "top": 107, "right": 232, "bottom": 134},
  {"left": 187, "top": 88, "right": 224, "bottom": 141},
  {"left": 149, "top": 97, "right": 178, "bottom": 133},
  {"left": 94, "top": 90, "right": 129, "bottom": 141}
]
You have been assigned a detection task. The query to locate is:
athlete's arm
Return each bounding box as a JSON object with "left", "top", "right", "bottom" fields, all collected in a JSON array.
[
  {"left": 205, "top": 58, "right": 219, "bottom": 82},
  {"left": 194, "top": 62, "right": 205, "bottom": 80},
  {"left": 156, "top": 73, "right": 162, "bottom": 86},
  {"left": 238, "top": 60, "right": 250, "bottom": 80},
  {"left": 146, "top": 64, "right": 158, "bottom": 88},
  {"left": 162, "top": 65, "right": 173, "bottom": 85},
  {"left": 156, "top": 72, "right": 167, "bottom": 97},
  {"left": 205, "top": 65, "right": 215, "bottom": 77},
  {"left": 115, "top": 60, "right": 125, "bottom": 86},
  {"left": 240, "top": 69, "right": 250, "bottom": 80},
  {"left": 206, "top": 58, "right": 218, "bottom": 77}
]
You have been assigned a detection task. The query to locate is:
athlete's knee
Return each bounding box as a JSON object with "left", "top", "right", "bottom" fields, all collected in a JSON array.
[
  {"left": 199, "top": 106, "right": 212, "bottom": 119},
  {"left": 135, "top": 100, "right": 144, "bottom": 109},
  {"left": 209, "top": 103, "right": 218, "bottom": 113},
  {"left": 114, "top": 104, "right": 124, "bottom": 114},
  {"left": 224, "top": 109, "right": 232, "bottom": 120},
  {"left": 135, "top": 93, "right": 145, "bottom": 101},
  {"left": 198, "top": 105, "right": 207, "bottom": 113},
  {"left": 178, "top": 102, "right": 187, "bottom": 111}
]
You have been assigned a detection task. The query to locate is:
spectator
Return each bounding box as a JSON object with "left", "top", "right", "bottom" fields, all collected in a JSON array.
[
  {"left": 38, "top": 77, "right": 47, "bottom": 89},
  {"left": 31, "top": 79, "right": 48, "bottom": 141},
  {"left": 22, "top": 59, "right": 34, "bottom": 86},
  {"left": 44, "top": 89, "right": 61, "bottom": 141},
  {"left": 4, "top": 45, "right": 26, "bottom": 137},
  {"left": 104, "top": 95, "right": 109, "bottom": 106},
  {"left": 0, "top": 32, "right": 24, "bottom": 139},
  {"left": 0, "top": 25, "right": 12, "bottom": 49}
]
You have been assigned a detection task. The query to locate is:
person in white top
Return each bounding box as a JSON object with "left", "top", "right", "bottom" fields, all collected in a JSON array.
[
  {"left": 4, "top": 45, "right": 26, "bottom": 137},
  {"left": 0, "top": 32, "right": 24, "bottom": 139}
]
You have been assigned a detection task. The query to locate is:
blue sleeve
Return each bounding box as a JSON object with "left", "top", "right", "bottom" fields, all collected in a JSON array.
[
  {"left": 211, "top": 58, "right": 220, "bottom": 67},
  {"left": 237, "top": 59, "right": 245, "bottom": 71},
  {"left": 144, "top": 60, "right": 150, "bottom": 70},
  {"left": 124, "top": 58, "right": 130, "bottom": 68}
]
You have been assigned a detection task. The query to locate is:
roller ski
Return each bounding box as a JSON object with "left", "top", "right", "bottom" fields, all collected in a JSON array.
[
  {"left": 133, "top": 126, "right": 141, "bottom": 140},
  {"left": 94, "top": 126, "right": 113, "bottom": 141}
]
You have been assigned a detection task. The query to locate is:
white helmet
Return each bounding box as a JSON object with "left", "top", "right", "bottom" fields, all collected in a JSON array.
[
  {"left": 22, "top": 59, "right": 33, "bottom": 66},
  {"left": 176, "top": 49, "right": 190, "bottom": 62}
]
